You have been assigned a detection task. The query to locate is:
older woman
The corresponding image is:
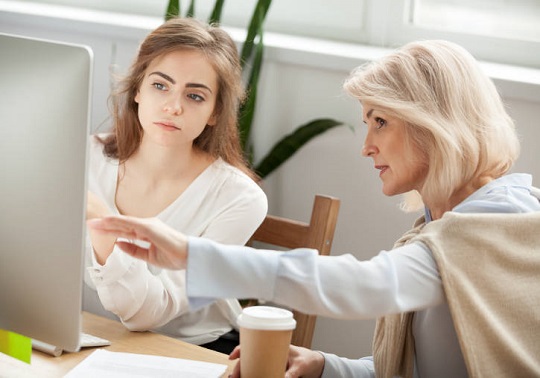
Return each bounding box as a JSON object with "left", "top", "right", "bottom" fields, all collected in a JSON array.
[{"left": 88, "top": 40, "right": 540, "bottom": 377}]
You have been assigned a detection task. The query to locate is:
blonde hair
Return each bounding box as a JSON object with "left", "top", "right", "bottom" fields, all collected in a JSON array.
[
  {"left": 344, "top": 40, "right": 519, "bottom": 211},
  {"left": 101, "top": 17, "right": 255, "bottom": 178}
]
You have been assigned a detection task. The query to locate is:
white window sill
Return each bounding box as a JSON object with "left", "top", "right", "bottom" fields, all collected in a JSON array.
[{"left": 1, "top": 0, "right": 539, "bottom": 103}]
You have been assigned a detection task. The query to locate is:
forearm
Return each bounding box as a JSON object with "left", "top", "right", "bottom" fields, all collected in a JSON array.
[
  {"left": 186, "top": 236, "right": 282, "bottom": 306},
  {"left": 186, "top": 237, "right": 443, "bottom": 319},
  {"left": 88, "top": 247, "right": 189, "bottom": 330},
  {"left": 88, "top": 228, "right": 116, "bottom": 265}
]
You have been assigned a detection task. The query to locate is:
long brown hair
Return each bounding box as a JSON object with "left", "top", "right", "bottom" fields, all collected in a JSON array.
[{"left": 100, "top": 17, "right": 255, "bottom": 178}]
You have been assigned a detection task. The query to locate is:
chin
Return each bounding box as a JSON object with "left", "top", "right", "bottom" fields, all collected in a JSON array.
[
  {"left": 381, "top": 186, "right": 396, "bottom": 197},
  {"left": 382, "top": 180, "right": 414, "bottom": 197}
]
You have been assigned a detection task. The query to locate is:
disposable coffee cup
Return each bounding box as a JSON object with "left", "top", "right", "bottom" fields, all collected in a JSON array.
[{"left": 237, "top": 306, "right": 296, "bottom": 378}]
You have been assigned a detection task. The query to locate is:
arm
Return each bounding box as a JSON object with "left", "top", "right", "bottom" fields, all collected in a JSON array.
[
  {"left": 88, "top": 216, "right": 444, "bottom": 319},
  {"left": 187, "top": 237, "right": 444, "bottom": 319},
  {"left": 228, "top": 345, "right": 373, "bottom": 378},
  {"left": 87, "top": 185, "right": 267, "bottom": 330},
  {"left": 86, "top": 191, "right": 187, "bottom": 329}
]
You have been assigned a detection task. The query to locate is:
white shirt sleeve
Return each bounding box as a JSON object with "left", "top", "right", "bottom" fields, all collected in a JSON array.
[
  {"left": 187, "top": 237, "right": 444, "bottom": 319},
  {"left": 321, "top": 353, "right": 375, "bottom": 378},
  {"left": 88, "top": 246, "right": 190, "bottom": 329}
]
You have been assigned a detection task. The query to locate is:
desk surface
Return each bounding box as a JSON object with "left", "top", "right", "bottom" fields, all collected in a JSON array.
[{"left": 0, "top": 312, "right": 236, "bottom": 377}]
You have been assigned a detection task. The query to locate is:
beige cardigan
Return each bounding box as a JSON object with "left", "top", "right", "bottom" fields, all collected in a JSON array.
[{"left": 373, "top": 212, "right": 540, "bottom": 378}]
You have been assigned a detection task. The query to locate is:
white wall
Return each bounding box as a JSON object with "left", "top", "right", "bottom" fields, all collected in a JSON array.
[{"left": 2, "top": 3, "right": 539, "bottom": 359}]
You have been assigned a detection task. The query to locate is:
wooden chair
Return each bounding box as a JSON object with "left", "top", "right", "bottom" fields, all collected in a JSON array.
[{"left": 249, "top": 194, "right": 340, "bottom": 349}]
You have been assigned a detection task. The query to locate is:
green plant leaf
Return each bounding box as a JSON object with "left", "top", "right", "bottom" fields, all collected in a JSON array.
[
  {"left": 208, "top": 0, "right": 225, "bottom": 24},
  {"left": 238, "top": 19, "right": 265, "bottom": 157},
  {"left": 165, "top": 0, "right": 180, "bottom": 20},
  {"left": 254, "top": 119, "right": 344, "bottom": 178},
  {"left": 186, "top": 0, "right": 196, "bottom": 17},
  {"left": 240, "top": 0, "right": 272, "bottom": 69}
]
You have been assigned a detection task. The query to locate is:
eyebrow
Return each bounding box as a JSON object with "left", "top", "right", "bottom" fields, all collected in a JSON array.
[
  {"left": 362, "top": 108, "right": 374, "bottom": 124},
  {"left": 148, "top": 71, "right": 213, "bottom": 93},
  {"left": 366, "top": 109, "right": 374, "bottom": 119},
  {"left": 186, "top": 83, "right": 213, "bottom": 94},
  {"left": 149, "top": 71, "right": 175, "bottom": 84}
]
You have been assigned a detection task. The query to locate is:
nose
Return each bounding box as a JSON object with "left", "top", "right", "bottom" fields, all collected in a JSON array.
[
  {"left": 362, "top": 145, "right": 375, "bottom": 157},
  {"left": 362, "top": 134, "right": 377, "bottom": 157},
  {"left": 163, "top": 96, "right": 182, "bottom": 116}
]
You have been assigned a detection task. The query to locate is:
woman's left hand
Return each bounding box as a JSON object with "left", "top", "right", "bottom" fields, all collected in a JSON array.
[{"left": 228, "top": 345, "right": 325, "bottom": 378}]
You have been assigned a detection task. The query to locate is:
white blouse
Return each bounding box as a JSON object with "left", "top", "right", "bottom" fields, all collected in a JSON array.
[{"left": 84, "top": 135, "right": 268, "bottom": 345}]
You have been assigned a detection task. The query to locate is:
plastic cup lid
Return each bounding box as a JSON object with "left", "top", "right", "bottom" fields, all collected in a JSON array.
[{"left": 237, "top": 306, "right": 296, "bottom": 331}]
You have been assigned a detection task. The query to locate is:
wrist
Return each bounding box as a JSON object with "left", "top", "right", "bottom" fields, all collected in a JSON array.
[
  {"left": 313, "top": 351, "right": 326, "bottom": 378},
  {"left": 90, "top": 233, "right": 116, "bottom": 265}
]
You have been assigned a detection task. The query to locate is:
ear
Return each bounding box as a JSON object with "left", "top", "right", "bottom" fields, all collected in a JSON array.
[
  {"left": 207, "top": 113, "right": 217, "bottom": 127},
  {"left": 134, "top": 90, "right": 140, "bottom": 104}
]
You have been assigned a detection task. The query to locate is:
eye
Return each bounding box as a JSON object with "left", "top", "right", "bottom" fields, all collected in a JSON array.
[
  {"left": 152, "top": 82, "right": 167, "bottom": 91},
  {"left": 374, "top": 117, "right": 387, "bottom": 130},
  {"left": 187, "top": 93, "right": 204, "bottom": 102}
]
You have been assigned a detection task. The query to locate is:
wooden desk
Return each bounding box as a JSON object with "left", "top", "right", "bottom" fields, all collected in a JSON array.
[{"left": 0, "top": 312, "right": 236, "bottom": 377}]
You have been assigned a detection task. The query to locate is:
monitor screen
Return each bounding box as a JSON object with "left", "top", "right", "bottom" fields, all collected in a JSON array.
[{"left": 0, "top": 32, "right": 93, "bottom": 352}]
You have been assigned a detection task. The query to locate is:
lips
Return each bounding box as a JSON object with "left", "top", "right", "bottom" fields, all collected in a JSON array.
[
  {"left": 154, "top": 121, "right": 180, "bottom": 131},
  {"left": 375, "top": 165, "right": 389, "bottom": 176}
]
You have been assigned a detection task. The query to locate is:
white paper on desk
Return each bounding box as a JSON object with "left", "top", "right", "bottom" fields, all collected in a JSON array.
[{"left": 64, "top": 349, "right": 227, "bottom": 378}]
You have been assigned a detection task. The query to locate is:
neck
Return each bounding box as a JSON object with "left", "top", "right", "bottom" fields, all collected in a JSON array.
[
  {"left": 425, "top": 176, "right": 494, "bottom": 220},
  {"left": 124, "top": 137, "right": 211, "bottom": 182}
]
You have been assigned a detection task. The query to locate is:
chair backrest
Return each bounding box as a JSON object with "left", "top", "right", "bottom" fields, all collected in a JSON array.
[{"left": 250, "top": 194, "right": 340, "bottom": 348}]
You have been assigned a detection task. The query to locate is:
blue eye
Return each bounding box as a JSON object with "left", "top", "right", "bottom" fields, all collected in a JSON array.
[
  {"left": 152, "top": 82, "right": 166, "bottom": 91},
  {"left": 188, "top": 93, "right": 204, "bottom": 102}
]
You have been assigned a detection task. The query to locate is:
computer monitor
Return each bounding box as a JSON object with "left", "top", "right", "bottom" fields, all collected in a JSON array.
[{"left": 0, "top": 33, "right": 93, "bottom": 352}]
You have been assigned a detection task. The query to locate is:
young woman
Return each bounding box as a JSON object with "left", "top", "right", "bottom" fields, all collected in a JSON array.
[
  {"left": 84, "top": 17, "right": 267, "bottom": 353},
  {"left": 88, "top": 40, "right": 540, "bottom": 377}
]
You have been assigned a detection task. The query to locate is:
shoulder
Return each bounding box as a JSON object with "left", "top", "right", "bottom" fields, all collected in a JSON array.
[
  {"left": 454, "top": 173, "right": 540, "bottom": 213},
  {"left": 210, "top": 159, "right": 266, "bottom": 199},
  {"left": 414, "top": 211, "right": 540, "bottom": 261},
  {"left": 204, "top": 159, "right": 268, "bottom": 219}
]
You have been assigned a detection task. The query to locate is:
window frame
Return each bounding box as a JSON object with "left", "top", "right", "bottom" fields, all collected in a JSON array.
[
  {"left": 366, "top": 0, "right": 540, "bottom": 68},
  {"left": 7, "top": 0, "right": 540, "bottom": 68}
]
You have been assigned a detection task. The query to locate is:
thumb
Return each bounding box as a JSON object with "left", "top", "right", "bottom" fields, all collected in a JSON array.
[{"left": 285, "top": 367, "right": 300, "bottom": 378}]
